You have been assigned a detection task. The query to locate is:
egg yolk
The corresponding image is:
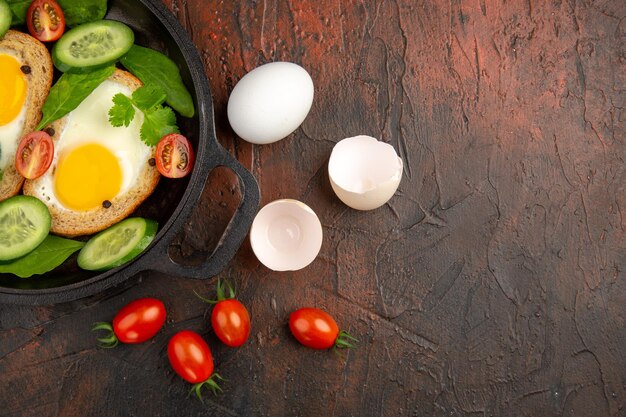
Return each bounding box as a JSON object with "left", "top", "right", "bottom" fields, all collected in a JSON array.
[
  {"left": 54, "top": 144, "right": 123, "bottom": 211},
  {"left": 0, "top": 54, "right": 27, "bottom": 126}
]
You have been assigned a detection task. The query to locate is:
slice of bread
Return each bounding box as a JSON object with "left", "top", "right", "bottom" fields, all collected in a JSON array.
[
  {"left": 0, "top": 30, "right": 53, "bottom": 201},
  {"left": 23, "top": 69, "right": 161, "bottom": 237}
]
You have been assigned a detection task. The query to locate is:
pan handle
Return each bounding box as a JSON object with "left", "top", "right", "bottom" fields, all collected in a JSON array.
[{"left": 147, "top": 148, "right": 260, "bottom": 278}]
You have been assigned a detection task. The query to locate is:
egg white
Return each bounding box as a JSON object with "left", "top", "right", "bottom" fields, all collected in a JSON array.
[
  {"left": 0, "top": 51, "right": 27, "bottom": 172},
  {"left": 37, "top": 80, "right": 152, "bottom": 210},
  {"left": 0, "top": 104, "right": 26, "bottom": 172}
]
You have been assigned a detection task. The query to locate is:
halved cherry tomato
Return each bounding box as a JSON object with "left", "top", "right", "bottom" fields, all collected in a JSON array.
[
  {"left": 196, "top": 280, "right": 251, "bottom": 347},
  {"left": 156, "top": 133, "right": 194, "bottom": 178},
  {"left": 289, "top": 308, "right": 358, "bottom": 351},
  {"left": 92, "top": 298, "right": 166, "bottom": 347},
  {"left": 168, "top": 330, "right": 223, "bottom": 398},
  {"left": 26, "top": 0, "right": 66, "bottom": 42},
  {"left": 15, "top": 131, "right": 54, "bottom": 180}
]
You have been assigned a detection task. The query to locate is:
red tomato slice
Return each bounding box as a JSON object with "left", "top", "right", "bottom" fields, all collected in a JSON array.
[
  {"left": 112, "top": 298, "right": 166, "bottom": 344},
  {"left": 26, "top": 0, "right": 66, "bottom": 42},
  {"left": 168, "top": 331, "right": 214, "bottom": 384},
  {"left": 15, "top": 131, "right": 54, "bottom": 179},
  {"left": 212, "top": 299, "right": 251, "bottom": 347},
  {"left": 155, "top": 134, "right": 194, "bottom": 178}
]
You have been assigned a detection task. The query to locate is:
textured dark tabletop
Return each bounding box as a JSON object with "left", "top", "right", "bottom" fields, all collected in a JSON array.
[{"left": 1, "top": 1, "right": 625, "bottom": 416}]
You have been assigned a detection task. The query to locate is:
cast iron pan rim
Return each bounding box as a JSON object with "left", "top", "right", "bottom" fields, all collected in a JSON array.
[{"left": 0, "top": 0, "right": 219, "bottom": 302}]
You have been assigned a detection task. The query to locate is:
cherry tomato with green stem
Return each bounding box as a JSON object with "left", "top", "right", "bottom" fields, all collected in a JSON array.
[
  {"left": 92, "top": 298, "right": 166, "bottom": 348},
  {"left": 195, "top": 279, "right": 251, "bottom": 347},
  {"left": 168, "top": 330, "right": 223, "bottom": 399},
  {"left": 289, "top": 308, "right": 358, "bottom": 351}
]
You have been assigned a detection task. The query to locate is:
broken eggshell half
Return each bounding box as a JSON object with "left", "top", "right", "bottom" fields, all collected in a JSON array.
[
  {"left": 250, "top": 199, "right": 323, "bottom": 271},
  {"left": 328, "top": 135, "right": 403, "bottom": 210}
]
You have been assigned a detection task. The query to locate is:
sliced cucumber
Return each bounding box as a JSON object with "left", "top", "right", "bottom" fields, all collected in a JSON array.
[
  {"left": 0, "top": 196, "right": 51, "bottom": 261},
  {"left": 0, "top": 0, "right": 10, "bottom": 39},
  {"left": 78, "top": 218, "right": 157, "bottom": 271},
  {"left": 52, "top": 20, "right": 134, "bottom": 73}
]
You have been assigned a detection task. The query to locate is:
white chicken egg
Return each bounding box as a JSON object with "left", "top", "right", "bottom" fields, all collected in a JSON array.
[
  {"left": 37, "top": 80, "right": 151, "bottom": 212},
  {"left": 0, "top": 51, "right": 27, "bottom": 172},
  {"left": 328, "top": 135, "right": 403, "bottom": 210},
  {"left": 227, "top": 62, "right": 314, "bottom": 145}
]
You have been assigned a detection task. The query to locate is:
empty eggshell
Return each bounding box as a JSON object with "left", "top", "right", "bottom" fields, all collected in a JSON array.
[
  {"left": 250, "top": 199, "right": 323, "bottom": 271},
  {"left": 227, "top": 62, "right": 314, "bottom": 145},
  {"left": 328, "top": 135, "right": 403, "bottom": 210}
]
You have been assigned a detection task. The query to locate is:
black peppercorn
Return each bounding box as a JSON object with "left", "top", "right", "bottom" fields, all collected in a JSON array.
[
  {"left": 148, "top": 158, "right": 156, "bottom": 166},
  {"left": 44, "top": 127, "right": 55, "bottom": 136},
  {"left": 20, "top": 65, "right": 31, "bottom": 74},
  {"left": 102, "top": 200, "right": 112, "bottom": 208}
]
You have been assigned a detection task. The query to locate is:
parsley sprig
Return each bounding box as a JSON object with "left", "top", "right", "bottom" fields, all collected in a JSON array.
[{"left": 108, "top": 84, "right": 179, "bottom": 146}]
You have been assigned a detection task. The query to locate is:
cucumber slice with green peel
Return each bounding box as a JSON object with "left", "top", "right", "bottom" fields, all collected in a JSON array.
[
  {"left": 78, "top": 218, "right": 158, "bottom": 271},
  {"left": 52, "top": 20, "right": 135, "bottom": 73},
  {"left": 0, "top": 196, "right": 52, "bottom": 261},
  {"left": 0, "top": 0, "right": 10, "bottom": 39}
]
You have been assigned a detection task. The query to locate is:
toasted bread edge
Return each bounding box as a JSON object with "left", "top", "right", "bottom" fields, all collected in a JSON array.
[
  {"left": 23, "top": 69, "right": 162, "bottom": 237},
  {"left": 0, "top": 30, "right": 53, "bottom": 201}
]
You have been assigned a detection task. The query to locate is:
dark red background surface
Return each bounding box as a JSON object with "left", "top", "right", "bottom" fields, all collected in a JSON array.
[{"left": 1, "top": 1, "right": 625, "bottom": 416}]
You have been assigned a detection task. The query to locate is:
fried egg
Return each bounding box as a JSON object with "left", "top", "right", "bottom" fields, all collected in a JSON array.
[
  {"left": 36, "top": 80, "right": 151, "bottom": 212},
  {"left": 0, "top": 51, "right": 27, "bottom": 172}
]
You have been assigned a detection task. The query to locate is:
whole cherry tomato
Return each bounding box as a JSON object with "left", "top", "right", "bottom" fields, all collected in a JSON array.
[
  {"left": 168, "top": 330, "right": 223, "bottom": 399},
  {"left": 92, "top": 298, "right": 166, "bottom": 347},
  {"left": 156, "top": 133, "right": 194, "bottom": 178},
  {"left": 289, "top": 308, "right": 357, "bottom": 351},
  {"left": 15, "top": 131, "right": 54, "bottom": 179},
  {"left": 26, "top": 0, "right": 66, "bottom": 42},
  {"left": 212, "top": 299, "right": 251, "bottom": 347},
  {"left": 196, "top": 280, "right": 251, "bottom": 348}
]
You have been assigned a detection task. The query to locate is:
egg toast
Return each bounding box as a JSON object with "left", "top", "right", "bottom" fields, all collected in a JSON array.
[
  {"left": 0, "top": 30, "right": 53, "bottom": 201},
  {"left": 23, "top": 69, "right": 161, "bottom": 237}
]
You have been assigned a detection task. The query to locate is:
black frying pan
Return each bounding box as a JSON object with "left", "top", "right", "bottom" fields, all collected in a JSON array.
[{"left": 0, "top": 0, "right": 260, "bottom": 305}]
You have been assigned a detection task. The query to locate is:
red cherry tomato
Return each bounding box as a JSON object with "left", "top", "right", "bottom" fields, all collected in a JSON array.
[
  {"left": 212, "top": 299, "right": 251, "bottom": 347},
  {"left": 289, "top": 308, "right": 357, "bottom": 350},
  {"left": 15, "top": 131, "right": 54, "bottom": 179},
  {"left": 196, "top": 279, "right": 251, "bottom": 348},
  {"left": 289, "top": 308, "right": 339, "bottom": 349},
  {"left": 92, "top": 298, "right": 166, "bottom": 347},
  {"left": 168, "top": 331, "right": 214, "bottom": 384},
  {"left": 113, "top": 298, "right": 166, "bottom": 343},
  {"left": 26, "top": 0, "right": 66, "bottom": 42},
  {"left": 168, "top": 331, "right": 223, "bottom": 398},
  {"left": 155, "top": 133, "right": 194, "bottom": 178}
]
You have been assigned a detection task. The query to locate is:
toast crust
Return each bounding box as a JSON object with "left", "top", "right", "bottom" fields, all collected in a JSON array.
[
  {"left": 0, "top": 30, "right": 53, "bottom": 201},
  {"left": 23, "top": 69, "right": 161, "bottom": 237}
]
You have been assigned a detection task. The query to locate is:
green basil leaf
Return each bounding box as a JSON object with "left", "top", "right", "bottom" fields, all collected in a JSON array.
[
  {"left": 0, "top": 235, "right": 84, "bottom": 278},
  {"left": 37, "top": 65, "right": 115, "bottom": 130},
  {"left": 121, "top": 45, "right": 195, "bottom": 118},
  {"left": 140, "top": 105, "right": 179, "bottom": 146},
  {"left": 60, "top": 0, "right": 107, "bottom": 27},
  {"left": 8, "top": 0, "right": 107, "bottom": 26},
  {"left": 6, "top": 0, "right": 28, "bottom": 25}
]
